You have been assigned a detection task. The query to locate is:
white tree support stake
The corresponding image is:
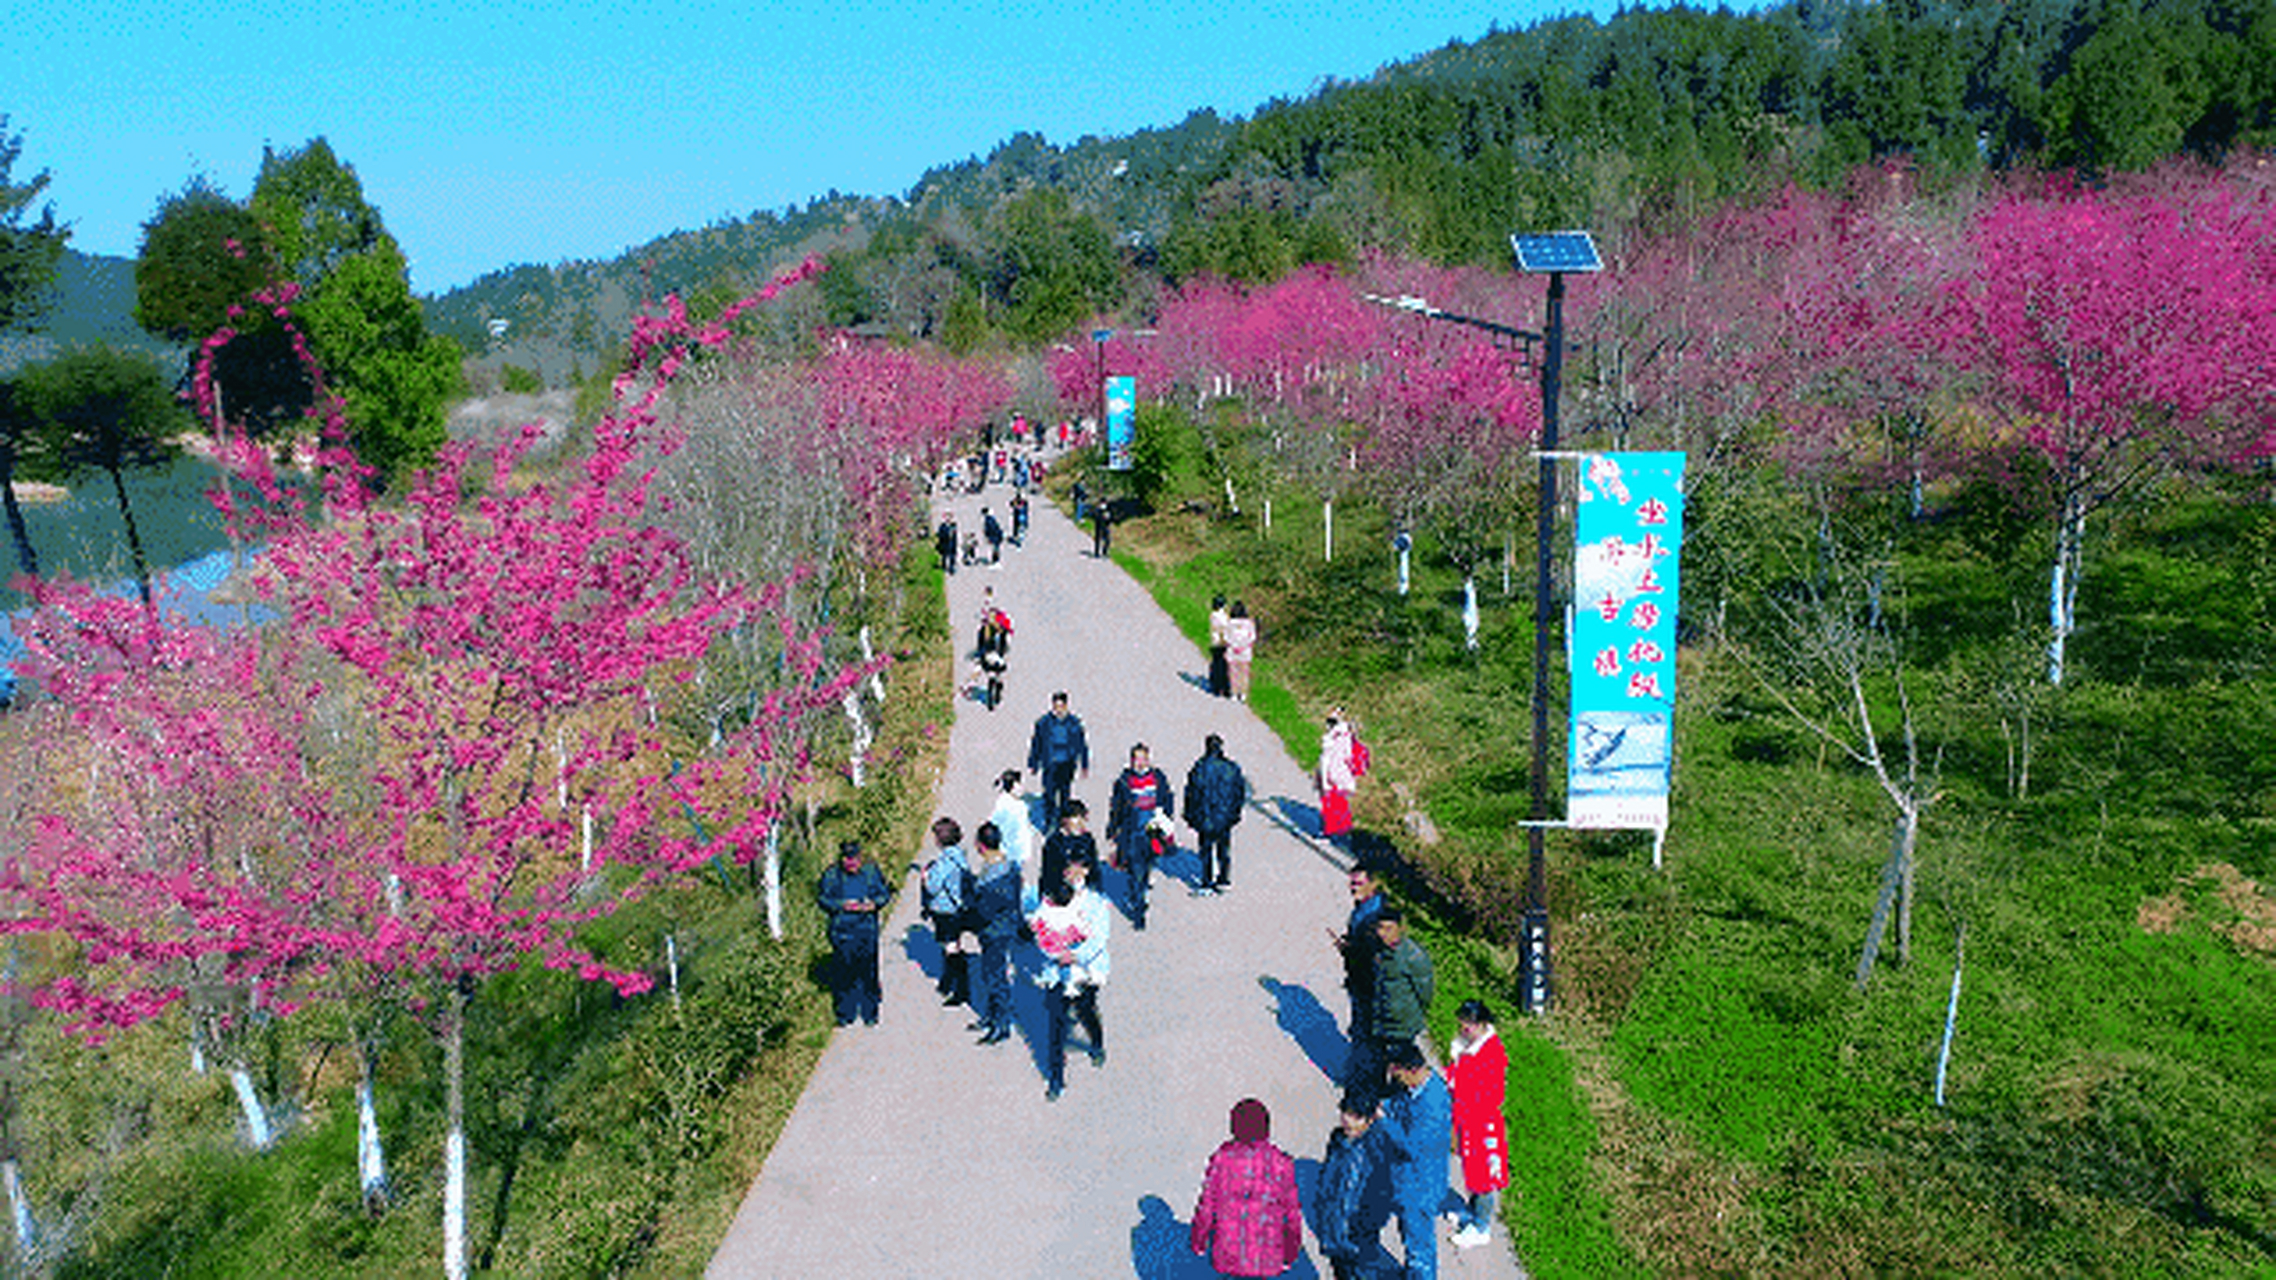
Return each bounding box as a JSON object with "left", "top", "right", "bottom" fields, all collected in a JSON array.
[
  {"left": 1463, "top": 578, "right": 1481, "bottom": 651},
  {"left": 1935, "top": 922, "right": 1967, "bottom": 1107},
  {"left": 666, "top": 934, "right": 682, "bottom": 1011}
]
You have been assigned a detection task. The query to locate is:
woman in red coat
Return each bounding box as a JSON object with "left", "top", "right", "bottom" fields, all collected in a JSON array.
[
  {"left": 1190, "top": 1097, "right": 1305, "bottom": 1276},
  {"left": 1445, "top": 999, "right": 1511, "bottom": 1249}
]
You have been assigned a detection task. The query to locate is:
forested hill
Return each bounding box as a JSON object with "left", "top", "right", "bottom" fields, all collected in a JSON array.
[{"left": 427, "top": 0, "right": 2276, "bottom": 378}]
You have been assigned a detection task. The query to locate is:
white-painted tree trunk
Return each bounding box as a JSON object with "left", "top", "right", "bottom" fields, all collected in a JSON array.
[
  {"left": 859, "top": 626, "right": 885, "bottom": 702},
  {"left": 1323, "top": 500, "right": 1334, "bottom": 563},
  {"left": 1463, "top": 577, "right": 1480, "bottom": 651},
  {"left": 763, "top": 820, "right": 784, "bottom": 941},
  {"left": 356, "top": 1061, "right": 389, "bottom": 1209},
  {"left": 844, "top": 691, "right": 872, "bottom": 788},
  {"left": 2046, "top": 493, "right": 2085, "bottom": 685},
  {"left": 580, "top": 803, "right": 593, "bottom": 876},
  {"left": 442, "top": 993, "right": 467, "bottom": 1280},
  {"left": 5, "top": 1158, "right": 36, "bottom": 1267},
  {"left": 1396, "top": 544, "right": 1410, "bottom": 596},
  {"left": 1223, "top": 475, "right": 1239, "bottom": 515},
  {"left": 1263, "top": 498, "right": 1272, "bottom": 537},
  {"left": 230, "top": 1067, "right": 274, "bottom": 1149}
]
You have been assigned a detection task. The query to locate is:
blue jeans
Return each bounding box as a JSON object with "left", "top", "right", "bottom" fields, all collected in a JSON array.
[{"left": 1395, "top": 1194, "right": 1437, "bottom": 1280}]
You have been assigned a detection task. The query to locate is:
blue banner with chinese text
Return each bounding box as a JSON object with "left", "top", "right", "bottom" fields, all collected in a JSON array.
[
  {"left": 1105, "top": 375, "right": 1136, "bottom": 471},
  {"left": 1568, "top": 452, "right": 1684, "bottom": 831}
]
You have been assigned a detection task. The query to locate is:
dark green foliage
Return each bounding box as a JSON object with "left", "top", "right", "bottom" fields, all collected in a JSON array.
[{"left": 0, "top": 115, "right": 68, "bottom": 337}]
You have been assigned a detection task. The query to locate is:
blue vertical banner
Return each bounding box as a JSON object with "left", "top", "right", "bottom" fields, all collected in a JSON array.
[
  {"left": 1568, "top": 452, "right": 1684, "bottom": 833},
  {"left": 1105, "top": 375, "right": 1136, "bottom": 471}
]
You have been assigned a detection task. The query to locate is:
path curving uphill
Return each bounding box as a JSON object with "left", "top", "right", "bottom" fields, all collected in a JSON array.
[{"left": 707, "top": 476, "right": 1528, "bottom": 1280}]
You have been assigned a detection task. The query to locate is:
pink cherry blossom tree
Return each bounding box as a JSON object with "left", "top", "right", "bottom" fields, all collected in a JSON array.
[{"left": 1925, "top": 164, "right": 2276, "bottom": 683}]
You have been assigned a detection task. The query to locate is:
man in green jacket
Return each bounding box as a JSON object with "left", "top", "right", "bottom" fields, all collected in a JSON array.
[{"left": 1363, "top": 907, "right": 1434, "bottom": 1091}]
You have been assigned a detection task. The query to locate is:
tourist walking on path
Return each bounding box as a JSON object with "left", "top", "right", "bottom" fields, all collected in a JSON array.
[
  {"left": 922, "top": 818, "right": 975, "bottom": 1008},
  {"left": 1317, "top": 1091, "right": 1400, "bottom": 1280},
  {"left": 1010, "top": 490, "right": 1029, "bottom": 544},
  {"left": 935, "top": 515, "right": 959, "bottom": 575},
  {"left": 1445, "top": 1000, "right": 1510, "bottom": 1250},
  {"left": 1092, "top": 500, "right": 1113, "bottom": 558},
  {"left": 816, "top": 840, "right": 892, "bottom": 1027},
  {"left": 1028, "top": 852, "right": 1110, "bottom": 1101},
  {"left": 1038, "top": 798, "right": 1100, "bottom": 903},
  {"left": 1207, "top": 595, "right": 1232, "bottom": 697},
  {"left": 1183, "top": 733, "right": 1248, "bottom": 895},
  {"left": 1333, "top": 867, "right": 1388, "bottom": 1087},
  {"left": 1027, "top": 690, "right": 1091, "bottom": 825},
  {"left": 1188, "top": 1097, "right": 1305, "bottom": 1277},
  {"left": 1317, "top": 708, "right": 1364, "bottom": 849},
  {"left": 988, "top": 768, "right": 1037, "bottom": 871},
  {"left": 1362, "top": 908, "right": 1435, "bottom": 1098},
  {"left": 1107, "top": 742, "right": 1175, "bottom": 929},
  {"left": 1380, "top": 1041, "right": 1455, "bottom": 1280},
  {"left": 982, "top": 507, "right": 1005, "bottom": 564},
  {"left": 966, "top": 823, "right": 1022, "bottom": 1046},
  {"left": 1225, "top": 601, "right": 1258, "bottom": 703}
]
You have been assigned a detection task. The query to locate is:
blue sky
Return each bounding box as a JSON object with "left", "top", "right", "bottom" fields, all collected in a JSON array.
[{"left": 13, "top": 1, "right": 1641, "bottom": 296}]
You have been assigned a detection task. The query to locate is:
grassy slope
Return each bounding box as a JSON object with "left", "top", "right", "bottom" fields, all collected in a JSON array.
[{"left": 1080, "top": 427, "right": 2276, "bottom": 1277}]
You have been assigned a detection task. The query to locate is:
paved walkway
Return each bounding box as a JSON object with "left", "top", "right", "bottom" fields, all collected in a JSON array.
[{"left": 708, "top": 474, "right": 1528, "bottom": 1280}]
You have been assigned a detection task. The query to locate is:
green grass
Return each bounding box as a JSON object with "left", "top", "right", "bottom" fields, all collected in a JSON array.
[{"left": 1098, "top": 405, "right": 2276, "bottom": 1276}]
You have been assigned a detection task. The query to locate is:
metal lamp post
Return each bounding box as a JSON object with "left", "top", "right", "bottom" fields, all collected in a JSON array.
[{"left": 1511, "top": 230, "right": 1601, "bottom": 1016}]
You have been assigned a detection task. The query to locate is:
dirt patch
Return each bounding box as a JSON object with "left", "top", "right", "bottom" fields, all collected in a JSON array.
[{"left": 2137, "top": 862, "right": 2276, "bottom": 957}]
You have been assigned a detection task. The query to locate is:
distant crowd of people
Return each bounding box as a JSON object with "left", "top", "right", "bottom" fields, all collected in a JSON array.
[{"left": 814, "top": 416, "right": 1511, "bottom": 1277}]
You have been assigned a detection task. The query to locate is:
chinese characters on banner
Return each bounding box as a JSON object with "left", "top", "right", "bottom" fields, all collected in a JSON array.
[
  {"left": 1568, "top": 452, "right": 1685, "bottom": 834},
  {"left": 1105, "top": 375, "right": 1136, "bottom": 471}
]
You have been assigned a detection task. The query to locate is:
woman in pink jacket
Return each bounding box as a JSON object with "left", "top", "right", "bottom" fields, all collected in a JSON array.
[{"left": 1190, "top": 1097, "right": 1305, "bottom": 1277}]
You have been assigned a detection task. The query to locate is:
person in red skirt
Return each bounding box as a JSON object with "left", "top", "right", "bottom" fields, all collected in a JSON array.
[{"left": 1444, "top": 999, "right": 1511, "bottom": 1249}]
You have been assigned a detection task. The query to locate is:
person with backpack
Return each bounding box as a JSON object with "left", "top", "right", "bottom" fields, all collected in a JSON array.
[
  {"left": 1317, "top": 708, "right": 1367, "bottom": 850},
  {"left": 1010, "top": 490, "right": 1029, "bottom": 543},
  {"left": 1183, "top": 733, "right": 1249, "bottom": 896},
  {"left": 1107, "top": 743, "right": 1174, "bottom": 930},
  {"left": 982, "top": 506, "right": 1005, "bottom": 563},
  {"left": 966, "top": 822, "right": 1023, "bottom": 1046},
  {"left": 921, "top": 817, "right": 975, "bottom": 1008}
]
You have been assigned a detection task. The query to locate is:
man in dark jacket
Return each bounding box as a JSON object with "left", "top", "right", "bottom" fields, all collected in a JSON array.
[
  {"left": 816, "top": 840, "right": 892, "bottom": 1026},
  {"left": 1333, "top": 866, "right": 1387, "bottom": 1080},
  {"left": 1106, "top": 743, "right": 1174, "bottom": 930},
  {"left": 1037, "top": 799, "right": 1100, "bottom": 903},
  {"left": 1026, "top": 691, "right": 1090, "bottom": 824},
  {"left": 1182, "top": 733, "right": 1248, "bottom": 895},
  {"left": 1317, "top": 1092, "right": 1399, "bottom": 1279}
]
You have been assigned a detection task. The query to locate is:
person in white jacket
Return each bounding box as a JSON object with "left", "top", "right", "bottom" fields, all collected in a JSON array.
[
  {"left": 1317, "top": 709, "right": 1360, "bottom": 848},
  {"left": 988, "top": 769, "right": 1037, "bottom": 872}
]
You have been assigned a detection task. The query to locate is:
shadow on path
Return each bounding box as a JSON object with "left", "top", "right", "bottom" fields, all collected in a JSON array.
[
  {"left": 1259, "top": 975, "right": 1350, "bottom": 1086},
  {"left": 1133, "top": 1193, "right": 1322, "bottom": 1280}
]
